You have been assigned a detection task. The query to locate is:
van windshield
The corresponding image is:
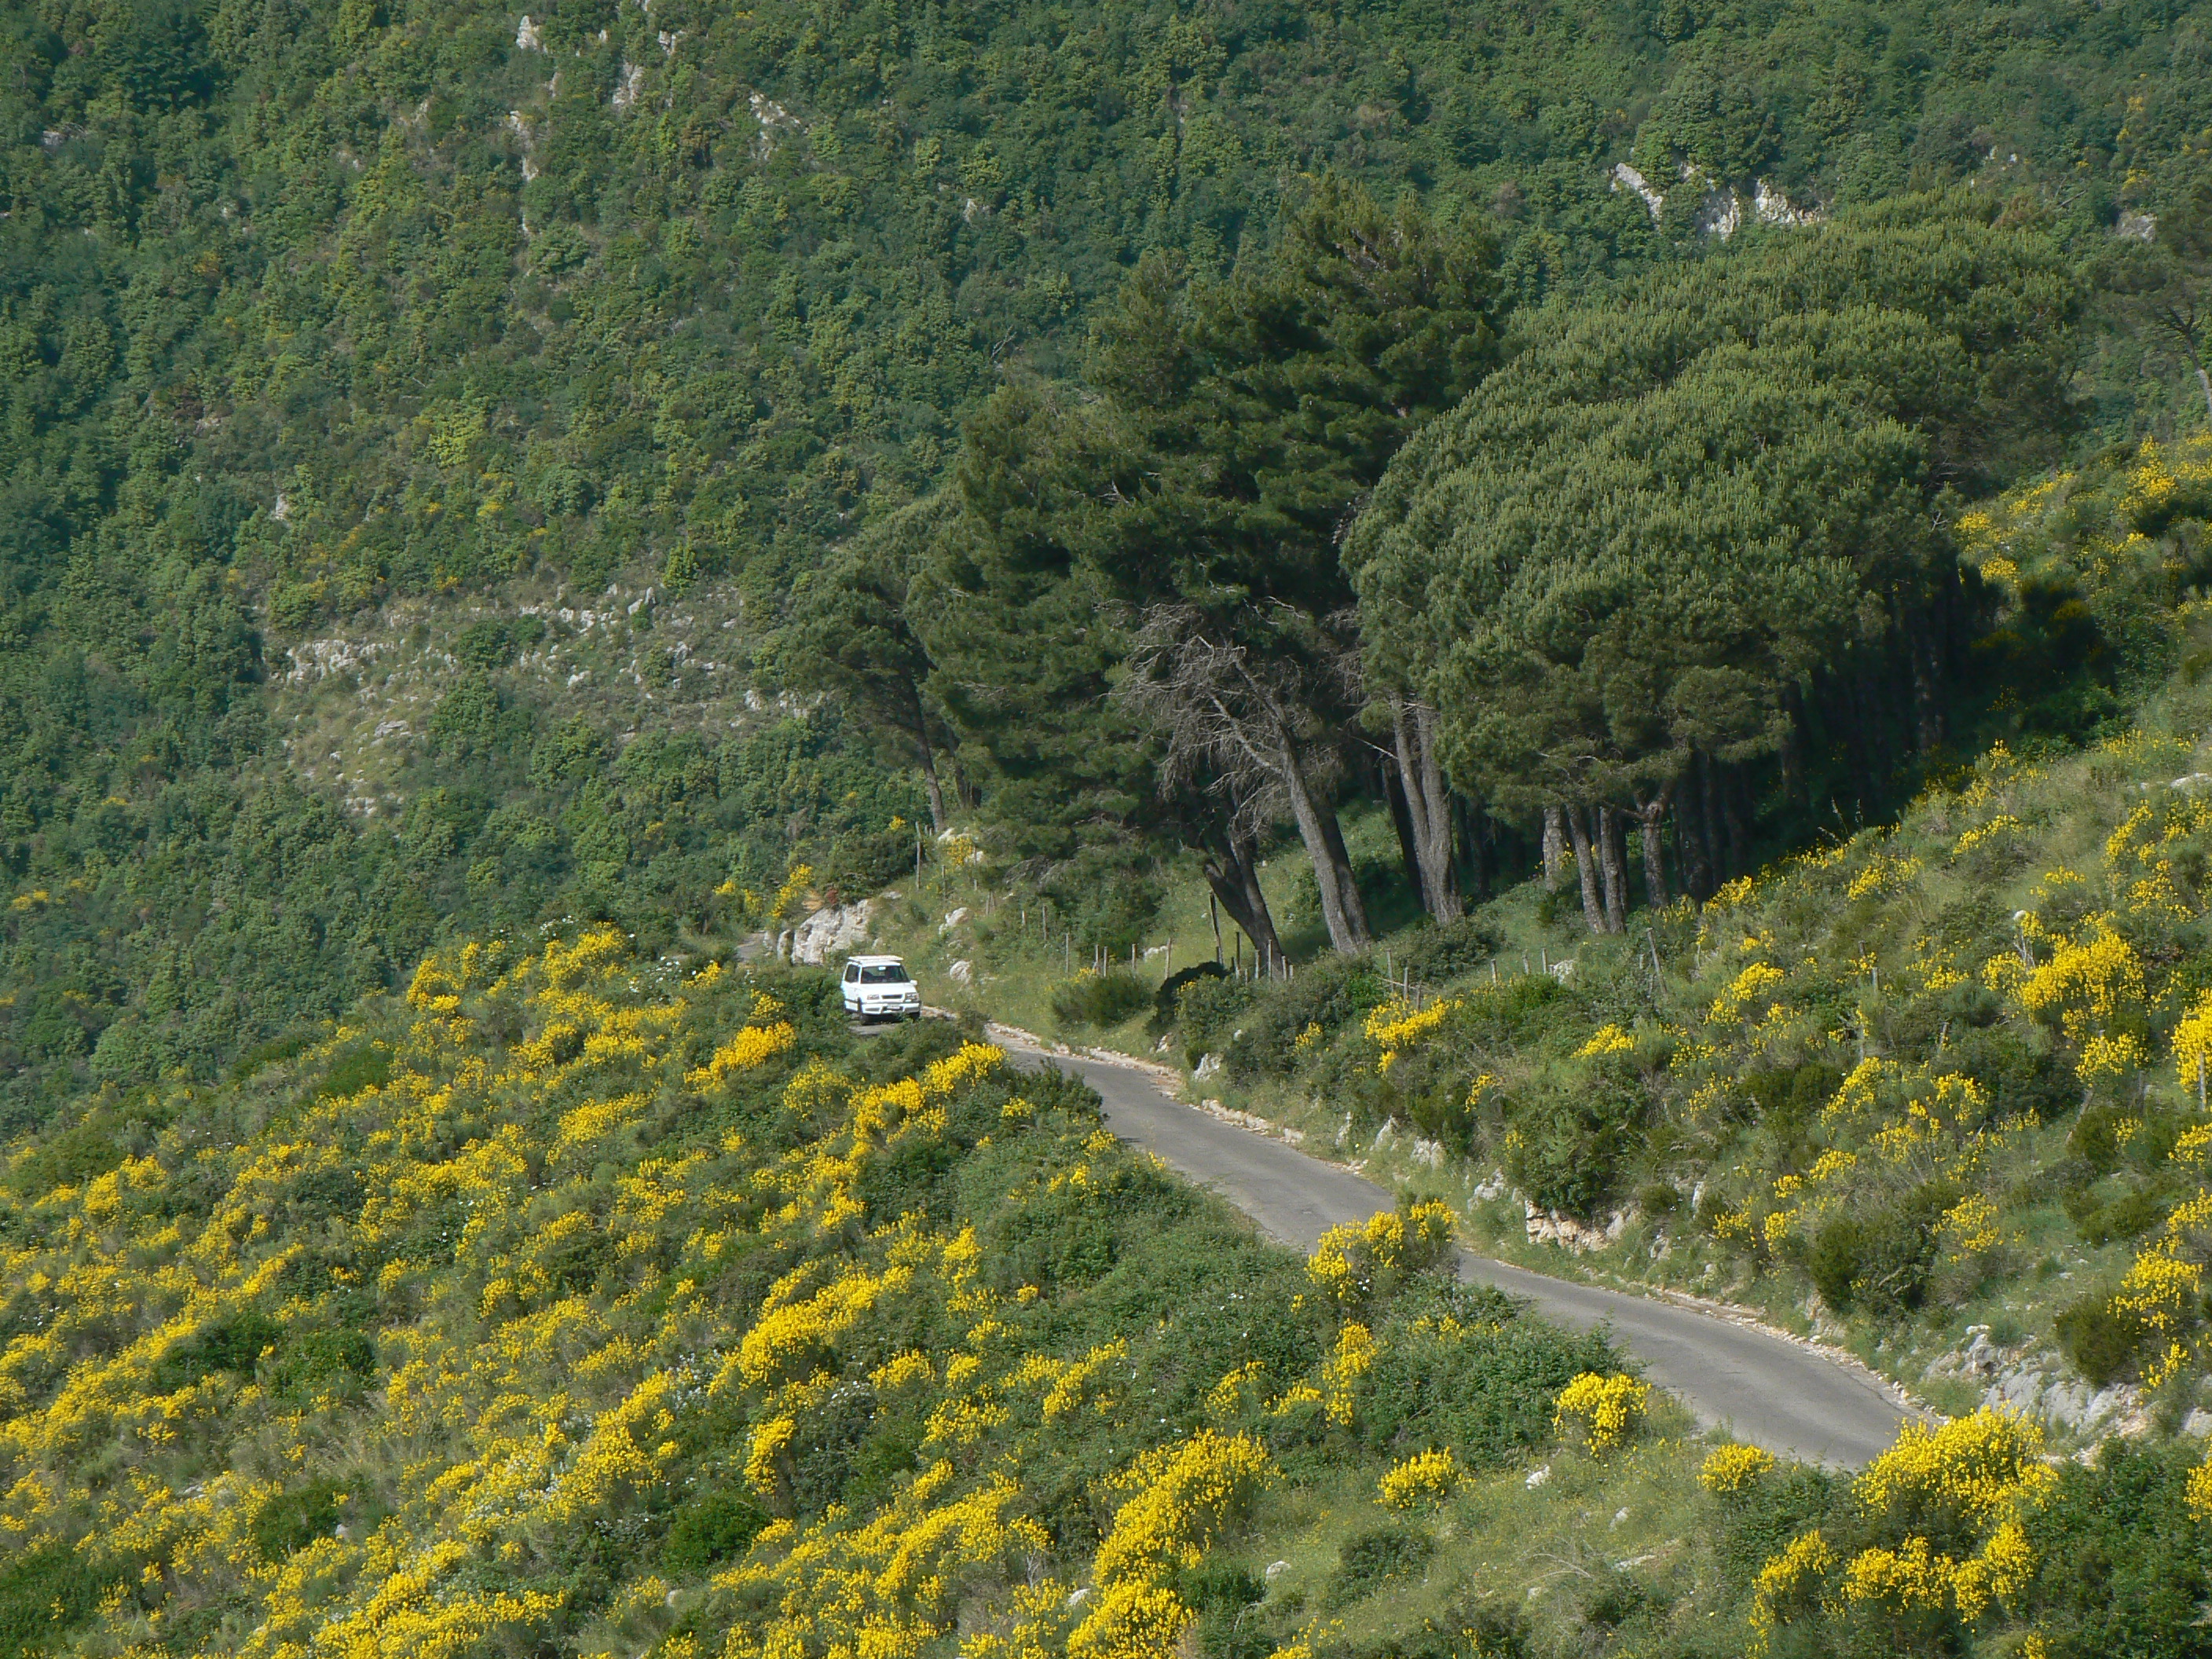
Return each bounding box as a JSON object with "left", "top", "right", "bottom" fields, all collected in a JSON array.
[{"left": 859, "top": 964, "right": 910, "bottom": 984}]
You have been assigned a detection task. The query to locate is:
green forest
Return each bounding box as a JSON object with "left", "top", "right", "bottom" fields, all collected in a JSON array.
[
  {"left": 9, "top": 0, "right": 2212, "bottom": 1651},
  {"left": 2, "top": 0, "right": 2210, "bottom": 1115}
]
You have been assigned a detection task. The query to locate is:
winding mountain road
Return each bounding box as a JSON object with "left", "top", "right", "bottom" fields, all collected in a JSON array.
[{"left": 1003, "top": 1037, "right": 1916, "bottom": 1468}]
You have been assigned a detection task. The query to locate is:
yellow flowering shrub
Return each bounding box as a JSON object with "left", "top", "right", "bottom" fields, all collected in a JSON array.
[
  {"left": 1377, "top": 1448, "right": 1459, "bottom": 1510},
  {"left": 1302, "top": 1202, "right": 1456, "bottom": 1316},
  {"left": 1709, "top": 961, "right": 1785, "bottom": 1024},
  {"left": 1749, "top": 1411, "right": 2053, "bottom": 1650},
  {"left": 1552, "top": 1372, "right": 1649, "bottom": 1453},
  {"left": 1364, "top": 995, "right": 1460, "bottom": 1071},
  {"left": 1699, "top": 1443, "right": 1775, "bottom": 1496}
]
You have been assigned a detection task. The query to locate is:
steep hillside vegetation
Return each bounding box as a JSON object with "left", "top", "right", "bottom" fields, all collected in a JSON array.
[
  {"left": 956, "top": 434, "right": 2212, "bottom": 1437},
  {"left": 5, "top": 0, "right": 2212, "bottom": 1118},
  {"left": 8, "top": 925, "right": 2212, "bottom": 1659}
]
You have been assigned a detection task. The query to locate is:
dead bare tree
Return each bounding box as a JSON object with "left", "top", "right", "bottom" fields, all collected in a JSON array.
[{"left": 1119, "top": 602, "right": 1374, "bottom": 955}]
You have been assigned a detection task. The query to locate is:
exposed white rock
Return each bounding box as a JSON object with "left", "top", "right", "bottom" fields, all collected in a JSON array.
[
  {"left": 1611, "top": 162, "right": 1665, "bottom": 220},
  {"left": 1923, "top": 1324, "right": 2143, "bottom": 1434},
  {"left": 1193, "top": 1053, "right": 1224, "bottom": 1080},
  {"left": 610, "top": 62, "right": 644, "bottom": 111},
  {"left": 2117, "top": 211, "right": 2158, "bottom": 243},
  {"left": 1753, "top": 178, "right": 1822, "bottom": 227},
  {"left": 515, "top": 13, "right": 543, "bottom": 50},
  {"left": 947, "top": 959, "right": 973, "bottom": 984},
  {"left": 938, "top": 906, "right": 969, "bottom": 934},
  {"left": 1525, "top": 1201, "right": 1628, "bottom": 1251},
  {"left": 787, "top": 900, "right": 876, "bottom": 965},
  {"left": 1609, "top": 163, "right": 1822, "bottom": 237}
]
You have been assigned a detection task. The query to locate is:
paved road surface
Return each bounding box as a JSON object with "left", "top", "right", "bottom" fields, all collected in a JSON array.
[{"left": 1013, "top": 1044, "right": 1914, "bottom": 1468}]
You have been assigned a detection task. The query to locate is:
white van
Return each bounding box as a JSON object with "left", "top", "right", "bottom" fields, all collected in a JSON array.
[{"left": 841, "top": 955, "right": 921, "bottom": 1021}]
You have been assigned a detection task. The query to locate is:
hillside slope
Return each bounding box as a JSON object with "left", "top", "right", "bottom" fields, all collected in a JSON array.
[
  {"left": 927, "top": 434, "right": 2212, "bottom": 1448},
  {"left": 6, "top": 0, "right": 2212, "bottom": 1117},
  {"left": 6, "top": 928, "right": 2212, "bottom": 1657}
]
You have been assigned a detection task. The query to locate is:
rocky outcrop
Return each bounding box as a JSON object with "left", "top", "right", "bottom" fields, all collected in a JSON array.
[
  {"left": 1924, "top": 1325, "right": 2142, "bottom": 1435},
  {"left": 1526, "top": 1202, "right": 1631, "bottom": 1252},
  {"left": 1608, "top": 163, "right": 1824, "bottom": 239},
  {"left": 786, "top": 900, "right": 876, "bottom": 965}
]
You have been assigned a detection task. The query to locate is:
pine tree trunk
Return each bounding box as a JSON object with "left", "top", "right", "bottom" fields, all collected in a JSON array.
[
  {"left": 1599, "top": 807, "right": 1628, "bottom": 933},
  {"left": 1382, "top": 753, "right": 1424, "bottom": 906},
  {"left": 1779, "top": 682, "right": 1805, "bottom": 808},
  {"left": 917, "top": 743, "right": 949, "bottom": 837},
  {"left": 1899, "top": 594, "right": 1943, "bottom": 754},
  {"left": 1677, "top": 763, "right": 1712, "bottom": 902},
  {"left": 1721, "top": 764, "right": 1749, "bottom": 878},
  {"left": 1638, "top": 793, "right": 1670, "bottom": 909},
  {"left": 1699, "top": 751, "right": 1727, "bottom": 881},
  {"left": 1456, "top": 796, "right": 1489, "bottom": 902},
  {"left": 1390, "top": 699, "right": 1459, "bottom": 921},
  {"left": 1566, "top": 804, "right": 1606, "bottom": 935},
  {"left": 1542, "top": 805, "right": 1566, "bottom": 893},
  {"left": 1280, "top": 732, "right": 1370, "bottom": 954},
  {"left": 1199, "top": 831, "right": 1284, "bottom": 969}
]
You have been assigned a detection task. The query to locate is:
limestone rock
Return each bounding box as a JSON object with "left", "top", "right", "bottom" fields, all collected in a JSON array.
[{"left": 787, "top": 900, "right": 876, "bottom": 965}]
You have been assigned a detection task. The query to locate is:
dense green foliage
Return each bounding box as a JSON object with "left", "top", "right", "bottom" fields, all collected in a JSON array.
[
  {"left": 3, "top": 0, "right": 2212, "bottom": 1117},
  {"left": 1346, "top": 191, "right": 2082, "bottom": 822}
]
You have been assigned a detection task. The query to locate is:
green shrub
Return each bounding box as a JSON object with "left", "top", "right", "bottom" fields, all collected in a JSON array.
[
  {"left": 1739, "top": 1063, "right": 1844, "bottom": 1131},
  {"left": 2070, "top": 1104, "right": 2129, "bottom": 1175},
  {"left": 1503, "top": 1077, "right": 1647, "bottom": 1220},
  {"left": 1714, "top": 1465, "right": 1841, "bottom": 1593},
  {"left": 1157, "top": 961, "right": 1229, "bottom": 1029},
  {"left": 1177, "top": 972, "right": 1257, "bottom": 1064},
  {"left": 317, "top": 1043, "right": 393, "bottom": 1099},
  {"left": 1805, "top": 1215, "right": 1864, "bottom": 1312},
  {"left": 1176, "top": 1562, "right": 1268, "bottom": 1659},
  {"left": 266, "top": 1328, "right": 378, "bottom": 1403},
  {"left": 1327, "top": 1524, "right": 1435, "bottom": 1608},
  {"left": 2015, "top": 1441, "right": 2212, "bottom": 1657},
  {"left": 1805, "top": 1186, "right": 1953, "bottom": 1316},
  {"left": 1339, "top": 1602, "right": 1533, "bottom": 1659},
  {"left": 1049, "top": 971, "right": 1152, "bottom": 1030},
  {"left": 152, "top": 1311, "right": 284, "bottom": 1393},
  {"left": 228, "top": 1027, "right": 321, "bottom": 1082},
  {"left": 2069, "top": 1185, "right": 2169, "bottom": 1247},
  {"left": 1223, "top": 953, "right": 1388, "bottom": 1079},
  {"left": 13, "top": 1115, "right": 130, "bottom": 1199},
  {"left": 252, "top": 1479, "right": 346, "bottom": 1562},
  {"left": 2054, "top": 1292, "right": 2150, "bottom": 1387},
  {"left": 1353, "top": 1285, "right": 1617, "bottom": 1467},
  {"left": 0, "top": 1544, "right": 123, "bottom": 1653},
  {"left": 1395, "top": 915, "right": 1505, "bottom": 985}
]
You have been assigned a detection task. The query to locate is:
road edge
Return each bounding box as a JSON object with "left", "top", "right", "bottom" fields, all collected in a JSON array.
[{"left": 986, "top": 1017, "right": 1936, "bottom": 1432}]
